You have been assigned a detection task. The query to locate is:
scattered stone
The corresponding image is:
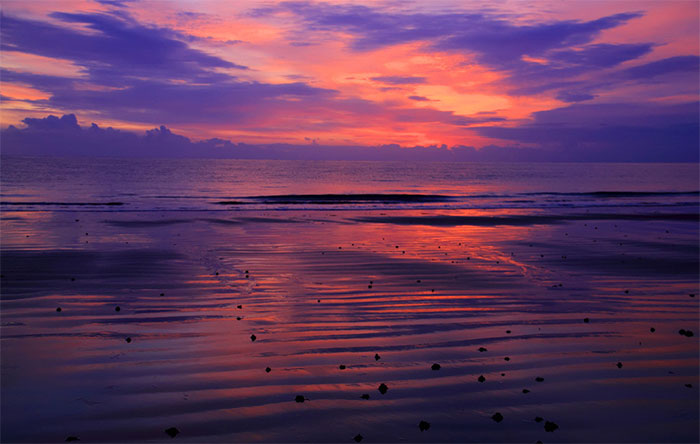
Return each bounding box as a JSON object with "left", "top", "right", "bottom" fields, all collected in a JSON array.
[
  {"left": 501, "top": 373, "right": 505, "bottom": 376},
  {"left": 535, "top": 377, "right": 544, "bottom": 382},
  {"left": 360, "top": 394, "right": 370, "bottom": 400},
  {"left": 339, "top": 364, "right": 346, "bottom": 370},
  {"left": 160, "top": 293, "right": 165, "bottom": 296},
  {"left": 522, "top": 389, "right": 530, "bottom": 394},
  {"left": 624, "top": 290, "right": 629, "bottom": 294},
  {"left": 534, "top": 417, "right": 543, "bottom": 423},
  {"left": 295, "top": 395, "right": 306, "bottom": 403},
  {"left": 504, "top": 357, "right": 510, "bottom": 361},
  {"left": 353, "top": 434, "right": 363, "bottom": 442},
  {"left": 616, "top": 362, "right": 623, "bottom": 369},
  {"left": 650, "top": 327, "right": 655, "bottom": 333},
  {"left": 491, "top": 412, "right": 503, "bottom": 423},
  {"left": 416, "top": 280, "right": 421, "bottom": 283},
  {"left": 237, "top": 305, "right": 242, "bottom": 309},
  {"left": 374, "top": 353, "right": 381, "bottom": 361},
  {"left": 690, "top": 294, "right": 695, "bottom": 298},
  {"left": 115, "top": 306, "right": 120, "bottom": 312},
  {"left": 583, "top": 318, "right": 589, "bottom": 323},
  {"left": 506, "top": 330, "right": 511, "bottom": 334},
  {"left": 431, "top": 363, "right": 441, "bottom": 371},
  {"left": 65, "top": 437, "right": 80, "bottom": 442},
  {"left": 71, "top": 278, "right": 75, "bottom": 282},
  {"left": 125, "top": 337, "right": 131, "bottom": 343},
  {"left": 685, "top": 384, "right": 693, "bottom": 388},
  {"left": 250, "top": 334, "right": 257, "bottom": 342},
  {"left": 368, "top": 285, "right": 372, "bottom": 289},
  {"left": 237, "top": 317, "right": 242, "bottom": 320},
  {"left": 418, "top": 420, "right": 430, "bottom": 432},
  {"left": 544, "top": 421, "right": 559, "bottom": 432},
  {"left": 265, "top": 367, "right": 271, "bottom": 373},
  {"left": 378, "top": 383, "right": 388, "bottom": 394},
  {"left": 56, "top": 307, "right": 62, "bottom": 312},
  {"left": 478, "top": 375, "right": 486, "bottom": 383},
  {"left": 478, "top": 347, "right": 487, "bottom": 352},
  {"left": 164, "top": 427, "right": 180, "bottom": 438}
]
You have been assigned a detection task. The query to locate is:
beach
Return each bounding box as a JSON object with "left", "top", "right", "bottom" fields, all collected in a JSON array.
[{"left": 1, "top": 158, "right": 698, "bottom": 442}]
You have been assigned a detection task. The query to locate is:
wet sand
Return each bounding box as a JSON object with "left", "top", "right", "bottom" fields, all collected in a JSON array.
[{"left": 1, "top": 208, "right": 698, "bottom": 442}]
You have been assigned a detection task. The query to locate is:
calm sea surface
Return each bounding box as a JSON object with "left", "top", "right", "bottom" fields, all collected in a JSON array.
[{"left": 1, "top": 157, "right": 698, "bottom": 443}]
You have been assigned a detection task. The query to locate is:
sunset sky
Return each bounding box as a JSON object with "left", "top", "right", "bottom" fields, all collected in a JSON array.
[{"left": 1, "top": 0, "right": 698, "bottom": 158}]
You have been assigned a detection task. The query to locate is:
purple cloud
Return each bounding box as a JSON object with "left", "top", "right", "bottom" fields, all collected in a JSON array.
[{"left": 370, "top": 75, "right": 427, "bottom": 85}]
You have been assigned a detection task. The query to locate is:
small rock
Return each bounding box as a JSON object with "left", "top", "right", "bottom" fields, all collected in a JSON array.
[
  {"left": 164, "top": 427, "right": 180, "bottom": 438},
  {"left": 265, "top": 367, "right": 271, "bottom": 373},
  {"left": 237, "top": 317, "right": 242, "bottom": 320},
  {"left": 616, "top": 362, "right": 623, "bottom": 369},
  {"left": 690, "top": 294, "right": 695, "bottom": 298},
  {"left": 353, "top": 434, "right": 363, "bottom": 442},
  {"left": 339, "top": 364, "right": 346, "bottom": 370},
  {"left": 237, "top": 305, "right": 242, "bottom": 309},
  {"left": 125, "top": 337, "right": 131, "bottom": 343},
  {"left": 583, "top": 317, "right": 589, "bottom": 323},
  {"left": 535, "top": 377, "right": 544, "bottom": 382},
  {"left": 56, "top": 307, "right": 62, "bottom": 312},
  {"left": 478, "top": 375, "right": 485, "bottom": 383},
  {"left": 478, "top": 347, "right": 487, "bottom": 352},
  {"left": 506, "top": 330, "right": 511, "bottom": 334},
  {"left": 374, "top": 353, "right": 381, "bottom": 361},
  {"left": 650, "top": 327, "right": 655, "bottom": 332},
  {"left": 115, "top": 306, "right": 120, "bottom": 312},
  {"left": 378, "top": 383, "right": 388, "bottom": 394},
  {"left": 522, "top": 389, "right": 530, "bottom": 394},
  {"left": 295, "top": 395, "right": 306, "bottom": 403},
  {"left": 504, "top": 357, "right": 510, "bottom": 361},
  {"left": 160, "top": 293, "right": 165, "bottom": 296},
  {"left": 431, "top": 363, "right": 441, "bottom": 371},
  {"left": 360, "top": 394, "right": 370, "bottom": 400},
  {"left": 250, "top": 334, "right": 257, "bottom": 342},
  {"left": 534, "top": 417, "right": 543, "bottom": 423},
  {"left": 685, "top": 383, "right": 693, "bottom": 388},
  {"left": 65, "top": 437, "right": 80, "bottom": 442},
  {"left": 491, "top": 412, "right": 503, "bottom": 423},
  {"left": 544, "top": 421, "right": 559, "bottom": 432},
  {"left": 418, "top": 420, "right": 430, "bottom": 432}
]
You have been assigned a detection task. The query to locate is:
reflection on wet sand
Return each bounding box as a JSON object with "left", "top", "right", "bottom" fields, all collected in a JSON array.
[{"left": 1, "top": 208, "right": 698, "bottom": 442}]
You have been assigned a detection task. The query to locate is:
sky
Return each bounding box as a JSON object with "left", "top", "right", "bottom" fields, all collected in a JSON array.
[{"left": 1, "top": 0, "right": 698, "bottom": 161}]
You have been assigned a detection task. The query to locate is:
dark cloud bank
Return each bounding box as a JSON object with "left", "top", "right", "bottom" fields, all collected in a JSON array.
[{"left": 2, "top": 109, "right": 697, "bottom": 162}]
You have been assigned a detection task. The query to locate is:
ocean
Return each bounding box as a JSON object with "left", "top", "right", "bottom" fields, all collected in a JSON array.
[{"left": 1, "top": 157, "right": 698, "bottom": 442}]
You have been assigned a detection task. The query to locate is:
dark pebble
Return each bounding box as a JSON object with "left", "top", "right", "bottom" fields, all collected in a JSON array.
[
  {"left": 478, "top": 375, "right": 485, "bottom": 383},
  {"left": 160, "top": 293, "right": 165, "bottom": 296},
  {"left": 237, "top": 305, "right": 242, "bottom": 309},
  {"left": 265, "top": 367, "right": 271, "bottom": 373},
  {"left": 535, "top": 377, "right": 544, "bottom": 382},
  {"left": 353, "top": 434, "right": 363, "bottom": 442},
  {"left": 378, "top": 383, "right": 388, "bottom": 394},
  {"left": 125, "top": 337, "right": 131, "bottom": 343},
  {"left": 65, "top": 437, "right": 80, "bottom": 442},
  {"left": 374, "top": 353, "right": 381, "bottom": 361},
  {"left": 250, "top": 334, "right": 256, "bottom": 342},
  {"left": 339, "top": 364, "right": 346, "bottom": 370},
  {"left": 431, "top": 363, "right": 441, "bottom": 371},
  {"left": 690, "top": 294, "right": 695, "bottom": 298},
  {"left": 418, "top": 420, "right": 430, "bottom": 432},
  {"left": 583, "top": 318, "right": 589, "bottom": 323},
  {"left": 534, "top": 417, "right": 543, "bottom": 423},
  {"left": 115, "top": 306, "right": 120, "bottom": 312},
  {"left": 237, "top": 317, "right": 241, "bottom": 320},
  {"left": 522, "top": 389, "right": 530, "bottom": 394},
  {"left": 501, "top": 373, "right": 505, "bottom": 376},
  {"left": 416, "top": 280, "right": 421, "bottom": 283},
  {"left": 685, "top": 384, "right": 693, "bottom": 388},
  {"left": 624, "top": 290, "right": 629, "bottom": 294},
  {"left": 544, "top": 421, "right": 559, "bottom": 432},
  {"left": 650, "top": 327, "right": 655, "bottom": 332},
  {"left": 295, "top": 395, "right": 306, "bottom": 403},
  {"left": 506, "top": 330, "right": 511, "bottom": 334},
  {"left": 368, "top": 285, "right": 372, "bottom": 289},
  {"left": 56, "top": 307, "right": 62, "bottom": 312},
  {"left": 164, "top": 427, "right": 180, "bottom": 438},
  {"left": 360, "top": 394, "right": 370, "bottom": 400},
  {"left": 478, "top": 347, "right": 487, "bottom": 352},
  {"left": 491, "top": 412, "right": 504, "bottom": 423},
  {"left": 616, "top": 362, "right": 623, "bottom": 368},
  {"left": 71, "top": 278, "right": 75, "bottom": 282},
  {"left": 504, "top": 357, "right": 510, "bottom": 361}
]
